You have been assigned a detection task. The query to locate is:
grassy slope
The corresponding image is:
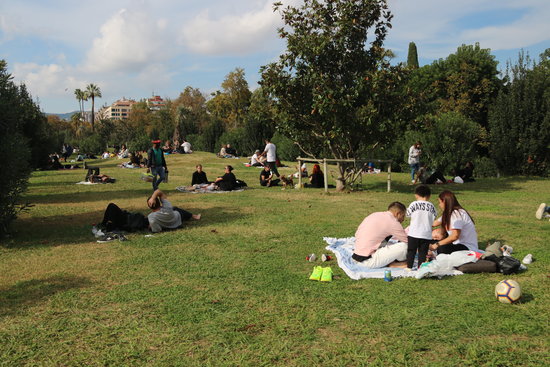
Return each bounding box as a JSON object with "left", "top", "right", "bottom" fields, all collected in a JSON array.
[{"left": 0, "top": 152, "right": 549, "bottom": 367}]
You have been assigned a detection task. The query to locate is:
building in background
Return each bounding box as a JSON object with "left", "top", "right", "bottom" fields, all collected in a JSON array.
[
  {"left": 102, "top": 98, "right": 137, "bottom": 120},
  {"left": 146, "top": 95, "right": 165, "bottom": 111}
]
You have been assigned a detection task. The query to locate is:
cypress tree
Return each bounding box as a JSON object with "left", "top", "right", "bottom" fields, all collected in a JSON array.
[{"left": 407, "top": 42, "right": 419, "bottom": 68}]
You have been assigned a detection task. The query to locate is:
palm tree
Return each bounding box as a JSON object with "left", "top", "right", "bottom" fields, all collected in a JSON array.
[
  {"left": 86, "top": 84, "right": 102, "bottom": 131},
  {"left": 74, "top": 88, "right": 88, "bottom": 122}
]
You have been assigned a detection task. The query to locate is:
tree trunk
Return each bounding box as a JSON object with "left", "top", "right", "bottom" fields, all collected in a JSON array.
[
  {"left": 91, "top": 97, "right": 95, "bottom": 132},
  {"left": 335, "top": 162, "right": 346, "bottom": 191}
]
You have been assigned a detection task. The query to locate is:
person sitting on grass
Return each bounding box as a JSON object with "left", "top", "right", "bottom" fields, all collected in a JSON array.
[
  {"left": 413, "top": 164, "right": 448, "bottom": 185},
  {"left": 306, "top": 164, "right": 325, "bottom": 188},
  {"left": 250, "top": 150, "right": 265, "bottom": 167},
  {"left": 260, "top": 165, "right": 280, "bottom": 187},
  {"left": 536, "top": 203, "right": 550, "bottom": 220},
  {"left": 147, "top": 190, "right": 201, "bottom": 233},
  {"left": 225, "top": 144, "right": 237, "bottom": 157},
  {"left": 191, "top": 164, "right": 209, "bottom": 185},
  {"left": 212, "top": 165, "right": 237, "bottom": 191},
  {"left": 352, "top": 202, "right": 409, "bottom": 268}
]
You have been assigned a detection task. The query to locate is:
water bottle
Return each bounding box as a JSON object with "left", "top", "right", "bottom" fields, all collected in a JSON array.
[
  {"left": 164, "top": 169, "right": 169, "bottom": 183},
  {"left": 384, "top": 270, "right": 392, "bottom": 282}
]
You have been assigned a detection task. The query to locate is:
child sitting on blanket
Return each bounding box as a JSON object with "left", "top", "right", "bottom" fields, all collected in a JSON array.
[
  {"left": 191, "top": 164, "right": 209, "bottom": 185},
  {"left": 406, "top": 185, "right": 437, "bottom": 269}
]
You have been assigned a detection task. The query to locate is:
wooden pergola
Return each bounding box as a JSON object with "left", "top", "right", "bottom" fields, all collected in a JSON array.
[{"left": 296, "top": 157, "right": 393, "bottom": 192}]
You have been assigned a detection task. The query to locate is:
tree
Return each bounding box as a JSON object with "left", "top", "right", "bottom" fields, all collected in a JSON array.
[
  {"left": 0, "top": 60, "right": 56, "bottom": 234},
  {"left": 488, "top": 50, "right": 550, "bottom": 175},
  {"left": 86, "top": 83, "right": 102, "bottom": 131},
  {"left": 74, "top": 88, "right": 88, "bottom": 122},
  {"left": 407, "top": 42, "right": 419, "bottom": 68},
  {"left": 260, "top": 0, "right": 407, "bottom": 190},
  {"left": 207, "top": 68, "right": 252, "bottom": 129}
]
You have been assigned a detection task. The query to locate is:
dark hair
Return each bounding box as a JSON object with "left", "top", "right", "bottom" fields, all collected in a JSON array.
[
  {"left": 415, "top": 185, "right": 431, "bottom": 198},
  {"left": 387, "top": 201, "right": 406, "bottom": 213},
  {"left": 438, "top": 190, "right": 474, "bottom": 231},
  {"left": 147, "top": 196, "right": 161, "bottom": 210},
  {"left": 226, "top": 165, "right": 234, "bottom": 172}
]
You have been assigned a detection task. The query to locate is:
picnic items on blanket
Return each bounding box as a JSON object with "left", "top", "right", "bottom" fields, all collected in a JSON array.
[
  {"left": 416, "top": 251, "right": 480, "bottom": 279},
  {"left": 384, "top": 270, "right": 393, "bottom": 282}
]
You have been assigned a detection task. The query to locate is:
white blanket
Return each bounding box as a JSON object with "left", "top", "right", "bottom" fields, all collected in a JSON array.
[
  {"left": 323, "top": 237, "right": 464, "bottom": 280},
  {"left": 175, "top": 185, "right": 245, "bottom": 194}
]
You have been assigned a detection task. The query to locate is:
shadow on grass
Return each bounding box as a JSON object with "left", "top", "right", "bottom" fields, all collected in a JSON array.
[
  {"left": 362, "top": 177, "right": 526, "bottom": 194},
  {"left": 6, "top": 205, "right": 249, "bottom": 249},
  {"left": 23, "top": 188, "right": 155, "bottom": 204},
  {"left": 0, "top": 275, "right": 92, "bottom": 317}
]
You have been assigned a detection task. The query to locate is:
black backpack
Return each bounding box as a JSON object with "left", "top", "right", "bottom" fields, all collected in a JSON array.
[{"left": 235, "top": 179, "right": 247, "bottom": 188}]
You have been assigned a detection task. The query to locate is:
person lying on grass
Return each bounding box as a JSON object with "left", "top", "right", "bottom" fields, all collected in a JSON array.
[
  {"left": 147, "top": 190, "right": 201, "bottom": 233},
  {"left": 352, "top": 202, "right": 409, "bottom": 268}
]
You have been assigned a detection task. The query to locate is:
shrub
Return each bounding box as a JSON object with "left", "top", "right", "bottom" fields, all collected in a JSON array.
[
  {"left": 79, "top": 133, "right": 105, "bottom": 155},
  {"left": 474, "top": 156, "right": 499, "bottom": 178},
  {"left": 271, "top": 132, "right": 300, "bottom": 161}
]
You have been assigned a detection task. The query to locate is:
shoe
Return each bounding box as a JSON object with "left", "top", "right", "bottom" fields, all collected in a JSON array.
[
  {"left": 115, "top": 233, "right": 128, "bottom": 242},
  {"left": 519, "top": 264, "right": 528, "bottom": 271},
  {"left": 502, "top": 245, "right": 513, "bottom": 256},
  {"left": 309, "top": 266, "right": 323, "bottom": 281},
  {"left": 97, "top": 234, "right": 116, "bottom": 243},
  {"left": 306, "top": 253, "right": 317, "bottom": 262},
  {"left": 536, "top": 203, "right": 546, "bottom": 219},
  {"left": 321, "top": 254, "right": 332, "bottom": 262},
  {"left": 522, "top": 254, "right": 533, "bottom": 264},
  {"left": 320, "top": 267, "right": 333, "bottom": 282}
]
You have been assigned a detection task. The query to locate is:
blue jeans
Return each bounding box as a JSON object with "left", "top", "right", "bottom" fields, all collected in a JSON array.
[
  {"left": 151, "top": 166, "right": 166, "bottom": 190},
  {"left": 410, "top": 163, "right": 419, "bottom": 181}
]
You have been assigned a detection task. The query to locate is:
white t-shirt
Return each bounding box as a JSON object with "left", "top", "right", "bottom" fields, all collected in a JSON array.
[
  {"left": 441, "top": 209, "right": 478, "bottom": 251},
  {"left": 406, "top": 200, "right": 436, "bottom": 239},
  {"left": 408, "top": 145, "right": 421, "bottom": 164},
  {"left": 251, "top": 153, "right": 260, "bottom": 165},
  {"left": 148, "top": 199, "right": 182, "bottom": 233},
  {"left": 182, "top": 141, "right": 192, "bottom": 153},
  {"left": 264, "top": 143, "right": 276, "bottom": 162}
]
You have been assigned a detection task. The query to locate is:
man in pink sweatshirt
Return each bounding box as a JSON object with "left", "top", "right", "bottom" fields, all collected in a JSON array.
[{"left": 352, "top": 202, "right": 409, "bottom": 268}]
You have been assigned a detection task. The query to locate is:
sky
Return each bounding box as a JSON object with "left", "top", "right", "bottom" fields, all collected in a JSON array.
[{"left": 1, "top": 0, "right": 549, "bottom": 114}]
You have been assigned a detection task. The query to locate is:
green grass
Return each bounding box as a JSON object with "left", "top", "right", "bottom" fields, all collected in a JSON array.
[{"left": 1, "top": 152, "right": 549, "bottom": 366}]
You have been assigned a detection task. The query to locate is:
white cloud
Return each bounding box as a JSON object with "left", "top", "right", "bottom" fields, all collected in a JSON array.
[
  {"left": 84, "top": 9, "right": 171, "bottom": 73},
  {"left": 180, "top": 1, "right": 281, "bottom": 55},
  {"left": 12, "top": 62, "right": 85, "bottom": 98}
]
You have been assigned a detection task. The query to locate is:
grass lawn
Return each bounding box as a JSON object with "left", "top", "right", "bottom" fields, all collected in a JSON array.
[{"left": 1, "top": 152, "right": 549, "bottom": 366}]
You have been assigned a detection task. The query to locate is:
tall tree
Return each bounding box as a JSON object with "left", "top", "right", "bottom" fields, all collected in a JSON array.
[
  {"left": 407, "top": 42, "right": 419, "bottom": 68},
  {"left": 74, "top": 88, "right": 88, "bottom": 121},
  {"left": 260, "top": 0, "right": 407, "bottom": 190},
  {"left": 221, "top": 68, "right": 251, "bottom": 129},
  {"left": 86, "top": 83, "right": 102, "bottom": 131}
]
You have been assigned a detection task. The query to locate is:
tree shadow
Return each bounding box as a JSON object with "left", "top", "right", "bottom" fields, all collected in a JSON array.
[
  {"left": 6, "top": 205, "right": 250, "bottom": 249},
  {"left": 23, "top": 188, "right": 155, "bottom": 204},
  {"left": 362, "top": 177, "right": 524, "bottom": 194},
  {"left": 0, "top": 275, "right": 92, "bottom": 317}
]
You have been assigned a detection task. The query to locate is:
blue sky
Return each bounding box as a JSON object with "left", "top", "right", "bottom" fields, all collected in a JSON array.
[{"left": 1, "top": 0, "right": 549, "bottom": 113}]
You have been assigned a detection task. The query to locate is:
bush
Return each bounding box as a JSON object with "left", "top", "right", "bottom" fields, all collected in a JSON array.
[
  {"left": 79, "top": 133, "right": 105, "bottom": 155},
  {"left": 271, "top": 132, "right": 300, "bottom": 161},
  {"left": 128, "top": 132, "right": 151, "bottom": 152},
  {"left": 474, "top": 156, "right": 499, "bottom": 178}
]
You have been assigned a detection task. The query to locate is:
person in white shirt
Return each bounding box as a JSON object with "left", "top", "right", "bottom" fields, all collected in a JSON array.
[
  {"left": 181, "top": 139, "right": 192, "bottom": 154},
  {"left": 250, "top": 150, "right": 264, "bottom": 166},
  {"left": 406, "top": 185, "right": 437, "bottom": 269},
  {"left": 261, "top": 138, "right": 280, "bottom": 177},
  {"left": 430, "top": 190, "right": 478, "bottom": 254},
  {"left": 408, "top": 141, "right": 422, "bottom": 183}
]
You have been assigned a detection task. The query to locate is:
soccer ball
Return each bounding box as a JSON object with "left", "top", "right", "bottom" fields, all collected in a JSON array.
[{"left": 495, "top": 279, "right": 522, "bottom": 304}]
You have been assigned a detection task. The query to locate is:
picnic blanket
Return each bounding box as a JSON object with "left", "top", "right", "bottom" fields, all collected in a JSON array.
[
  {"left": 76, "top": 181, "right": 98, "bottom": 185},
  {"left": 175, "top": 185, "right": 245, "bottom": 194},
  {"left": 323, "top": 237, "right": 464, "bottom": 280}
]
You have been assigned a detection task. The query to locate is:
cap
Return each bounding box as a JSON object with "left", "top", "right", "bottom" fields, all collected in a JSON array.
[{"left": 151, "top": 139, "right": 161, "bottom": 144}]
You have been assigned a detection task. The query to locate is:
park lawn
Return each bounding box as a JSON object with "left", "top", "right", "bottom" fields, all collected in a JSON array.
[{"left": 0, "top": 152, "right": 549, "bottom": 367}]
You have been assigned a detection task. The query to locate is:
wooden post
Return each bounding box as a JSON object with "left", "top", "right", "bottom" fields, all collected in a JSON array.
[
  {"left": 323, "top": 158, "right": 328, "bottom": 193},
  {"left": 297, "top": 159, "right": 302, "bottom": 189},
  {"left": 387, "top": 162, "right": 392, "bottom": 192}
]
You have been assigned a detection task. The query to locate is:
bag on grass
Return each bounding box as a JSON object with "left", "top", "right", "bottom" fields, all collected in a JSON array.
[
  {"left": 235, "top": 179, "right": 247, "bottom": 188},
  {"left": 497, "top": 256, "right": 521, "bottom": 275}
]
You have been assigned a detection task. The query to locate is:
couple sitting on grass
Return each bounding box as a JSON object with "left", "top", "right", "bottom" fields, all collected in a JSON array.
[{"left": 352, "top": 188, "right": 478, "bottom": 269}]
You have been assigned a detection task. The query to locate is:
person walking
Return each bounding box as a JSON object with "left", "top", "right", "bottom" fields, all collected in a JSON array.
[
  {"left": 147, "top": 139, "right": 167, "bottom": 191},
  {"left": 261, "top": 138, "right": 280, "bottom": 178}
]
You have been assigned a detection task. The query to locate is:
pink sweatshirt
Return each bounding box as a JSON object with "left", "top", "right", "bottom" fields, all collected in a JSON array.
[{"left": 354, "top": 211, "right": 408, "bottom": 256}]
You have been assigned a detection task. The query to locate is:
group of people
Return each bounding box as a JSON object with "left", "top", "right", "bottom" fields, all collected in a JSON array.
[
  {"left": 352, "top": 186, "right": 478, "bottom": 270},
  {"left": 409, "top": 141, "right": 476, "bottom": 185},
  {"left": 218, "top": 144, "right": 238, "bottom": 158}
]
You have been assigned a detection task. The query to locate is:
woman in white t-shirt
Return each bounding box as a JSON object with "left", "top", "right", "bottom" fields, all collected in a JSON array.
[{"left": 430, "top": 190, "right": 478, "bottom": 254}]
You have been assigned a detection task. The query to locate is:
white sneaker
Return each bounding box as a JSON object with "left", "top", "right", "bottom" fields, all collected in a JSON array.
[
  {"left": 522, "top": 254, "right": 533, "bottom": 264},
  {"left": 502, "top": 245, "right": 513, "bottom": 256},
  {"left": 536, "top": 203, "right": 546, "bottom": 220},
  {"left": 519, "top": 264, "right": 527, "bottom": 271}
]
